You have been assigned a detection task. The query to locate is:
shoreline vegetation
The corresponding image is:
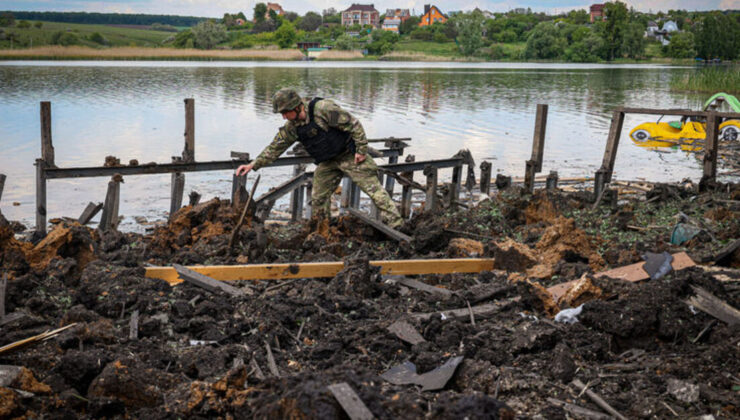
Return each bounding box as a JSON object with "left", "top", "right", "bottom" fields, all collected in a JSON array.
[
  {"left": 0, "top": 45, "right": 702, "bottom": 63},
  {"left": 670, "top": 67, "right": 740, "bottom": 94}
]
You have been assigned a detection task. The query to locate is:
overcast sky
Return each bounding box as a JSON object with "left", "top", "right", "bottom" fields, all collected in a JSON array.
[{"left": 0, "top": 0, "right": 736, "bottom": 18}]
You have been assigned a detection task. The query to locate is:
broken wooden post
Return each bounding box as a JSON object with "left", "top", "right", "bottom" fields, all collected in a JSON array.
[
  {"left": 232, "top": 174, "right": 247, "bottom": 206},
  {"left": 99, "top": 176, "right": 121, "bottom": 231},
  {"left": 479, "top": 161, "right": 491, "bottom": 196},
  {"left": 340, "top": 177, "right": 351, "bottom": 213},
  {"left": 40, "top": 101, "right": 55, "bottom": 166},
  {"left": 384, "top": 154, "right": 399, "bottom": 195},
  {"left": 173, "top": 264, "right": 246, "bottom": 297},
  {"left": 370, "top": 171, "right": 383, "bottom": 220},
  {"left": 289, "top": 164, "right": 306, "bottom": 221},
  {"left": 327, "top": 382, "right": 375, "bottom": 420},
  {"left": 447, "top": 164, "right": 462, "bottom": 207},
  {"left": 546, "top": 171, "right": 559, "bottom": 190},
  {"left": 700, "top": 111, "right": 720, "bottom": 190},
  {"left": 78, "top": 202, "right": 103, "bottom": 225},
  {"left": 594, "top": 108, "right": 625, "bottom": 201},
  {"left": 0, "top": 174, "right": 5, "bottom": 203},
  {"left": 424, "top": 165, "right": 437, "bottom": 212},
  {"left": 170, "top": 171, "right": 185, "bottom": 219},
  {"left": 188, "top": 191, "right": 201, "bottom": 206},
  {"left": 351, "top": 183, "right": 361, "bottom": 209},
  {"left": 400, "top": 155, "right": 415, "bottom": 218},
  {"left": 183, "top": 98, "right": 195, "bottom": 162},
  {"left": 305, "top": 181, "right": 313, "bottom": 219},
  {"left": 524, "top": 104, "right": 548, "bottom": 193},
  {"left": 35, "top": 159, "right": 47, "bottom": 234}
]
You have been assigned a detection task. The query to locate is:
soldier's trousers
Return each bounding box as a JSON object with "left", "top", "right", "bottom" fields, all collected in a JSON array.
[{"left": 312, "top": 151, "right": 403, "bottom": 228}]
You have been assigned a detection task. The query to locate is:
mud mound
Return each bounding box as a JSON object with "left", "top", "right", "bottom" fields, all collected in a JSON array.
[
  {"left": 528, "top": 216, "right": 605, "bottom": 279},
  {"left": 149, "top": 198, "right": 234, "bottom": 253}
]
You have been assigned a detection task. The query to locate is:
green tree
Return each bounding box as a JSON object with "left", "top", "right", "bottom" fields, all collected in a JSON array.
[
  {"left": 666, "top": 31, "right": 695, "bottom": 58},
  {"left": 17, "top": 20, "right": 30, "bottom": 28},
  {"left": 191, "top": 20, "right": 227, "bottom": 49},
  {"left": 253, "top": 3, "right": 267, "bottom": 23},
  {"left": 0, "top": 12, "right": 15, "bottom": 27},
  {"left": 223, "top": 13, "right": 235, "bottom": 27},
  {"left": 274, "top": 20, "right": 297, "bottom": 47},
  {"left": 173, "top": 29, "right": 194, "bottom": 48},
  {"left": 524, "top": 22, "right": 566, "bottom": 59},
  {"left": 335, "top": 34, "right": 354, "bottom": 50},
  {"left": 51, "top": 31, "right": 79, "bottom": 46},
  {"left": 89, "top": 31, "right": 108, "bottom": 45},
  {"left": 622, "top": 22, "right": 645, "bottom": 59},
  {"left": 399, "top": 16, "right": 420, "bottom": 34},
  {"left": 284, "top": 12, "right": 299, "bottom": 22},
  {"left": 694, "top": 12, "right": 740, "bottom": 60},
  {"left": 454, "top": 11, "right": 485, "bottom": 56},
  {"left": 565, "top": 32, "right": 605, "bottom": 62},
  {"left": 298, "top": 12, "right": 322, "bottom": 31},
  {"left": 602, "top": 1, "right": 628, "bottom": 60},
  {"left": 34, "top": 21, "right": 42, "bottom": 28},
  {"left": 366, "top": 29, "right": 399, "bottom": 55},
  {"left": 566, "top": 9, "right": 589, "bottom": 24}
]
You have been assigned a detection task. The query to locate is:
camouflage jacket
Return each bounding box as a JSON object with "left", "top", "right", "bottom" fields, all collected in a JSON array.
[{"left": 252, "top": 98, "right": 368, "bottom": 170}]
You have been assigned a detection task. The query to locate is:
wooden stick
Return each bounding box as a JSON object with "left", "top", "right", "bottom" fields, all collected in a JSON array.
[
  {"left": 228, "top": 174, "right": 260, "bottom": 250},
  {"left": 264, "top": 341, "right": 281, "bottom": 377},
  {"left": 0, "top": 173, "right": 5, "bottom": 203},
  {"left": 129, "top": 310, "right": 139, "bottom": 340},
  {"left": 572, "top": 379, "right": 627, "bottom": 420},
  {"left": 685, "top": 286, "right": 740, "bottom": 325},
  {"left": 0, "top": 323, "right": 77, "bottom": 356},
  {"left": 78, "top": 202, "right": 103, "bottom": 225}
]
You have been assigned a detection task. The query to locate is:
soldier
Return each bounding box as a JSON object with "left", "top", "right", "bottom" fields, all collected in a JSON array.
[{"left": 236, "top": 88, "right": 403, "bottom": 228}]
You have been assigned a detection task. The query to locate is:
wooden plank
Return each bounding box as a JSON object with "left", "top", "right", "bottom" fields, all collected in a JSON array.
[
  {"left": 447, "top": 164, "right": 462, "bottom": 206},
  {"left": 384, "top": 155, "right": 399, "bottom": 195},
  {"left": 146, "top": 258, "right": 495, "bottom": 285},
  {"left": 35, "top": 159, "right": 47, "bottom": 234},
  {"left": 255, "top": 172, "right": 308, "bottom": 207},
  {"left": 232, "top": 174, "right": 247, "bottom": 206},
  {"left": 327, "top": 382, "right": 375, "bottom": 420},
  {"left": 479, "top": 161, "right": 491, "bottom": 196},
  {"left": 686, "top": 286, "right": 740, "bottom": 325},
  {"left": 393, "top": 277, "right": 453, "bottom": 298},
  {"left": 40, "top": 101, "right": 55, "bottom": 165},
  {"left": 305, "top": 181, "right": 313, "bottom": 219},
  {"left": 424, "top": 166, "right": 437, "bottom": 211},
  {"left": 545, "top": 171, "right": 558, "bottom": 190},
  {"left": 620, "top": 107, "right": 740, "bottom": 119},
  {"left": 0, "top": 273, "right": 6, "bottom": 319},
  {"left": 99, "top": 179, "right": 120, "bottom": 231},
  {"left": 548, "top": 252, "right": 695, "bottom": 301},
  {"left": 412, "top": 298, "right": 518, "bottom": 322},
  {"left": 129, "top": 310, "right": 139, "bottom": 340},
  {"left": 350, "top": 183, "right": 361, "bottom": 208},
  {"left": 347, "top": 208, "right": 411, "bottom": 242},
  {"left": 531, "top": 104, "right": 548, "bottom": 172},
  {"left": 340, "top": 177, "right": 351, "bottom": 210},
  {"left": 170, "top": 172, "right": 185, "bottom": 219},
  {"left": 77, "top": 202, "right": 103, "bottom": 225},
  {"left": 0, "top": 173, "right": 5, "bottom": 203},
  {"left": 173, "top": 264, "right": 245, "bottom": 297},
  {"left": 601, "top": 109, "right": 626, "bottom": 183},
  {"left": 183, "top": 98, "right": 195, "bottom": 162}
]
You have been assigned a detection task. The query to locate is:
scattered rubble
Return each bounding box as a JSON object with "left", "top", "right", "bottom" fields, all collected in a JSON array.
[{"left": 0, "top": 184, "right": 739, "bottom": 418}]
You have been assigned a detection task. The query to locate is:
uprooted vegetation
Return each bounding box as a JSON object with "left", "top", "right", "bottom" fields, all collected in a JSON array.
[{"left": 1, "top": 182, "right": 739, "bottom": 418}]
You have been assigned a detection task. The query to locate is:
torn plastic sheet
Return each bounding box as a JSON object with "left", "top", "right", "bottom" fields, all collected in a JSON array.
[
  {"left": 380, "top": 356, "right": 464, "bottom": 391},
  {"left": 554, "top": 304, "right": 584, "bottom": 324},
  {"left": 642, "top": 251, "right": 674, "bottom": 280}
]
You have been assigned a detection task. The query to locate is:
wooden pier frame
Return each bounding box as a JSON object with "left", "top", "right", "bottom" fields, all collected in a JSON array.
[
  {"left": 400, "top": 155, "right": 415, "bottom": 218},
  {"left": 99, "top": 176, "right": 121, "bottom": 231},
  {"left": 524, "top": 104, "right": 548, "bottom": 193},
  {"left": 593, "top": 107, "right": 740, "bottom": 200},
  {"left": 424, "top": 165, "right": 438, "bottom": 211}
]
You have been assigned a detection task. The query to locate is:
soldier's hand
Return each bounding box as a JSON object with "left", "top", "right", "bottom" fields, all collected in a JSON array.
[
  {"left": 354, "top": 153, "right": 366, "bottom": 164},
  {"left": 236, "top": 163, "right": 254, "bottom": 176}
]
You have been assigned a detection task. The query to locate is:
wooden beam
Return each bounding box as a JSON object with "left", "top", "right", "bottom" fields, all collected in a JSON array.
[
  {"left": 183, "top": 98, "right": 195, "bottom": 162},
  {"left": 686, "top": 286, "right": 740, "bottom": 325},
  {"left": 524, "top": 104, "right": 548, "bottom": 193},
  {"left": 232, "top": 173, "right": 247, "bottom": 206},
  {"left": 348, "top": 208, "right": 411, "bottom": 242},
  {"left": 289, "top": 164, "right": 306, "bottom": 221},
  {"left": 546, "top": 171, "right": 559, "bottom": 190},
  {"left": 0, "top": 173, "right": 5, "bottom": 203},
  {"left": 173, "top": 264, "right": 246, "bottom": 297},
  {"left": 620, "top": 107, "right": 740, "bottom": 119},
  {"left": 78, "top": 202, "right": 103, "bottom": 225},
  {"left": 424, "top": 165, "right": 437, "bottom": 212},
  {"left": 701, "top": 111, "right": 720, "bottom": 188},
  {"left": 255, "top": 172, "right": 308, "bottom": 207},
  {"left": 327, "top": 382, "right": 375, "bottom": 420},
  {"left": 99, "top": 178, "right": 121, "bottom": 231},
  {"left": 170, "top": 172, "right": 185, "bottom": 219},
  {"left": 384, "top": 155, "right": 399, "bottom": 195},
  {"left": 447, "top": 165, "right": 462, "bottom": 206},
  {"left": 40, "top": 101, "right": 54, "bottom": 166},
  {"left": 601, "top": 108, "right": 626, "bottom": 183},
  {"left": 412, "top": 297, "right": 518, "bottom": 322},
  {"left": 146, "top": 258, "right": 495, "bottom": 285}
]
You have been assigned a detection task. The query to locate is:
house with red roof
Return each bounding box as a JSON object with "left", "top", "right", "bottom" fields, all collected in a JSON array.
[{"left": 342, "top": 4, "right": 380, "bottom": 28}]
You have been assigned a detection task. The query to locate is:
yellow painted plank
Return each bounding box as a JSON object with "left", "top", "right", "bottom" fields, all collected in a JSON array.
[{"left": 145, "top": 258, "right": 495, "bottom": 285}]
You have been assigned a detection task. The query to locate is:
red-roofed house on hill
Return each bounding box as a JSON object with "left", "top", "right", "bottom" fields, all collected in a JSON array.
[
  {"left": 342, "top": 4, "right": 380, "bottom": 28},
  {"left": 590, "top": 4, "right": 605, "bottom": 22}
]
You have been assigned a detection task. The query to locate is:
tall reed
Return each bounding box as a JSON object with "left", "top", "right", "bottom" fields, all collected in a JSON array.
[
  {"left": 0, "top": 46, "right": 305, "bottom": 60},
  {"left": 671, "top": 67, "right": 740, "bottom": 94}
]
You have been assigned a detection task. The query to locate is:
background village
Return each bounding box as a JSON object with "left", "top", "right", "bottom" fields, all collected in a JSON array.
[{"left": 0, "top": 1, "right": 738, "bottom": 61}]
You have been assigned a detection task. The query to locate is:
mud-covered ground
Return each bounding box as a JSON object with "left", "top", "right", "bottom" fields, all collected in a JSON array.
[{"left": 1, "top": 182, "right": 739, "bottom": 419}]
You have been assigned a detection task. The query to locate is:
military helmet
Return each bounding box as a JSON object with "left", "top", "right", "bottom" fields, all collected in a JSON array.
[{"left": 272, "top": 88, "right": 302, "bottom": 113}]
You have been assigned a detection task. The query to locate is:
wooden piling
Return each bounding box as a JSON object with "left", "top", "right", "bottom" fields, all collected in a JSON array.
[
  {"left": 595, "top": 108, "right": 625, "bottom": 200},
  {"left": 99, "top": 176, "right": 121, "bottom": 231},
  {"left": 40, "top": 102, "right": 54, "bottom": 166},
  {"left": 371, "top": 171, "right": 383, "bottom": 220},
  {"left": 447, "top": 164, "right": 462, "bottom": 207},
  {"left": 384, "top": 154, "right": 399, "bottom": 195},
  {"left": 424, "top": 165, "right": 438, "bottom": 212},
  {"left": 400, "top": 155, "right": 415, "bottom": 218},
  {"left": 183, "top": 98, "right": 195, "bottom": 162},
  {"left": 479, "top": 161, "right": 491, "bottom": 196},
  {"left": 351, "top": 183, "right": 361, "bottom": 209},
  {"left": 232, "top": 174, "right": 247, "bottom": 206},
  {"left": 170, "top": 172, "right": 185, "bottom": 219},
  {"left": 0, "top": 174, "right": 5, "bottom": 203},
  {"left": 340, "top": 177, "right": 351, "bottom": 212},
  {"left": 35, "top": 160, "right": 47, "bottom": 234},
  {"left": 546, "top": 171, "right": 559, "bottom": 190},
  {"left": 524, "top": 104, "right": 548, "bottom": 193},
  {"left": 188, "top": 191, "right": 201, "bottom": 206},
  {"left": 701, "top": 112, "right": 720, "bottom": 189},
  {"left": 305, "top": 181, "right": 313, "bottom": 219},
  {"left": 290, "top": 164, "right": 306, "bottom": 221}
]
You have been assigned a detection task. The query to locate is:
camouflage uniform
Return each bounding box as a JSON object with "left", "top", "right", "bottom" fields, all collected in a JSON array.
[{"left": 252, "top": 93, "right": 403, "bottom": 228}]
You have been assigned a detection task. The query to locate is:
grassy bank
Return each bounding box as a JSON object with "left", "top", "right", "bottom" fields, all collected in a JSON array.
[
  {"left": 0, "top": 45, "right": 305, "bottom": 60},
  {"left": 0, "top": 21, "right": 172, "bottom": 48},
  {"left": 671, "top": 67, "right": 740, "bottom": 94}
]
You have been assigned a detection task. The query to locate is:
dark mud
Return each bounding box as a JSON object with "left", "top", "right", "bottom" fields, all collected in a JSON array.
[{"left": 1, "top": 183, "right": 739, "bottom": 419}]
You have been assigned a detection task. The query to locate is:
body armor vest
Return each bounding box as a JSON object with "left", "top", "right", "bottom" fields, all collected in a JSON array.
[{"left": 295, "top": 98, "right": 355, "bottom": 164}]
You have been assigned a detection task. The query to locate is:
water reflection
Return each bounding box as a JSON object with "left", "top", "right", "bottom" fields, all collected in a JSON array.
[{"left": 0, "top": 62, "right": 716, "bottom": 230}]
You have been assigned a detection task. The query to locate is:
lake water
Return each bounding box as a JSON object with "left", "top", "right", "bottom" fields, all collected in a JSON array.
[{"left": 0, "top": 61, "right": 722, "bottom": 231}]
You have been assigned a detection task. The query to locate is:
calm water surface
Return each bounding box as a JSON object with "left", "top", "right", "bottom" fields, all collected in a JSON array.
[{"left": 0, "top": 61, "right": 719, "bottom": 231}]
